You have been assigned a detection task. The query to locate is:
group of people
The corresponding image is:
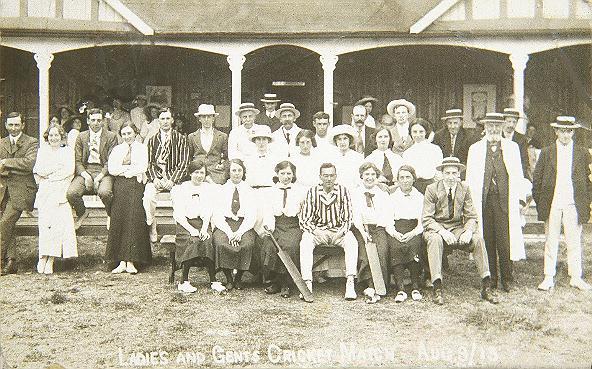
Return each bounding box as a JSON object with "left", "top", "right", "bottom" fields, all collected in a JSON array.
[{"left": 0, "top": 92, "right": 590, "bottom": 306}]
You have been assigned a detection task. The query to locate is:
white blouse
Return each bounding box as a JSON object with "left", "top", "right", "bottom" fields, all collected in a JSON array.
[
  {"left": 366, "top": 149, "right": 404, "bottom": 182},
  {"left": 351, "top": 184, "right": 391, "bottom": 230},
  {"left": 108, "top": 141, "right": 148, "bottom": 183},
  {"left": 402, "top": 141, "right": 443, "bottom": 180},
  {"left": 212, "top": 180, "right": 257, "bottom": 235},
  {"left": 290, "top": 150, "right": 322, "bottom": 188},
  {"left": 262, "top": 183, "right": 307, "bottom": 230},
  {"left": 171, "top": 181, "right": 214, "bottom": 222},
  {"left": 387, "top": 187, "right": 424, "bottom": 236},
  {"left": 329, "top": 149, "right": 365, "bottom": 189},
  {"left": 243, "top": 151, "right": 283, "bottom": 187},
  {"left": 67, "top": 129, "right": 79, "bottom": 148},
  {"left": 228, "top": 124, "right": 259, "bottom": 160}
]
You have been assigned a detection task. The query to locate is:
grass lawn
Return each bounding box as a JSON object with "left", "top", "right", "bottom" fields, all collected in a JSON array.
[{"left": 1, "top": 232, "right": 591, "bottom": 368}]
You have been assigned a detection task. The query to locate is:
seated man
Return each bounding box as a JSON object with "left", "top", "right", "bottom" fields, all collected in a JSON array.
[
  {"left": 299, "top": 163, "right": 358, "bottom": 300},
  {"left": 144, "top": 107, "right": 190, "bottom": 242},
  {"left": 422, "top": 157, "right": 498, "bottom": 305}
]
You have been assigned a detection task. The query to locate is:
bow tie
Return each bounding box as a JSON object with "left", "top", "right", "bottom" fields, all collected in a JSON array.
[{"left": 364, "top": 191, "right": 375, "bottom": 207}]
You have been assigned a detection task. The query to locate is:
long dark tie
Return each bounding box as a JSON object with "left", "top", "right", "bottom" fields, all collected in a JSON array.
[
  {"left": 447, "top": 188, "right": 454, "bottom": 220},
  {"left": 231, "top": 187, "right": 240, "bottom": 216},
  {"left": 364, "top": 191, "right": 375, "bottom": 208},
  {"left": 281, "top": 187, "right": 290, "bottom": 209},
  {"left": 382, "top": 153, "right": 393, "bottom": 182},
  {"left": 285, "top": 132, "right": 290, "bottom": 144}
]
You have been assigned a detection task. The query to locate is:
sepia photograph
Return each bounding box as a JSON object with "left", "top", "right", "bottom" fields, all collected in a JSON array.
[{"left": 1, "top": 0, "right": 592, "bottom": 368}]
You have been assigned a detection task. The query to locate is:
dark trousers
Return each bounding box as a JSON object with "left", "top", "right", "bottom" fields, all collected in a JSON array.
[
  {"left": 0, "top": 193, "right": 22, "bottom": 261},
  {"left": 66, "top": 165, "right": 114, "bottom": 217},
  {"left": 482, "top": 190, "right": 512, "bottom": 286}
]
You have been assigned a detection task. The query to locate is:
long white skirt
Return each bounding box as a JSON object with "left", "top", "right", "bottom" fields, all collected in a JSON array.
[{"left": 38, "top": 201, "right": 78, "bottom": 258}]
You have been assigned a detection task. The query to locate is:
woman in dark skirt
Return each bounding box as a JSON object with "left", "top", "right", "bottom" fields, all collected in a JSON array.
[
  {"left": 172, "top": 160, "right": 226, "bottom": 293},
  {"left": 106, "top": 122, "right": 151, "bottom": 274},
  {"left": 386, "top": 165, "right": 424, "bottom": 302},
  {"left": 212, "top": 159, "right": 257, "bottom": 290},
  {"left": 261, "top": 161, "right": 307, "bottom": 298}
]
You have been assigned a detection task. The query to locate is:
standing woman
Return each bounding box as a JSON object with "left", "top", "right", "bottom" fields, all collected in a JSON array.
[
  {"left": 33, "top": 123, "right": 77, "bottom": 274},
  {"left": 106, "top": 122, "right": 151, "bottom": 274},
  {"left": 64, "top": 114, "right": 87, "bottom": 148},
  {"left": 139, "top": 103, "right": 161, "bottom": 144},
  {"left": 172, "top": 160, "right": 226, "bottom": 293},
  {"left": 57, "top": 105, "right": 73, "bottom": 127},
  {"left": 261, "top": 161, "right": 306, "bottom": 297},
  {"left": 212, "top": 159, "right": 258, "bottom": 290},
  {"left": 290, "top": 129, "right": 322, "bottom": 189},
  {"left": 385, "top": 165, "right": 424, "bottom": 302},
  {"left": 402, "top": 118, "right": 443, "bottom": 194},
  {"left": 366, "top": 127, "right": 404, "bottom": 189}
]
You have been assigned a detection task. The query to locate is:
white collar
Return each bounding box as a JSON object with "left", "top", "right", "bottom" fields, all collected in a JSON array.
[
  {"left": 9, "top": 132, "right": 22, "bottom": 144},
  {"left": 556, "top": 139, "right": 573, "bottom": 151},
  {"left": 90, "top": 129, "right": 102, "bottom": 138}
]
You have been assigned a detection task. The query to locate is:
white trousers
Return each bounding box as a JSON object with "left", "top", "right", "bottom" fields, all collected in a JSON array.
[
  {"left": 544, "top": 205, "right": 583, "bottom": 278},
  {"left": 299, "top": 231, "right": 358, "bottom": 281},
  {"left": 143, "top": 183, "right": 162, "bottom": 226}
]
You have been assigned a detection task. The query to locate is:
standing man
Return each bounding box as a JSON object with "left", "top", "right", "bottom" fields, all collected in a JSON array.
[
  {"left": 351, "top": 105, "right": 376, "bottom": 157},
  {"left": 130, "top": 94, "right": 148, "bottom": 132},
  {"left": 299, "top": 163, "right": 358, "bottom": 300},
  {"left": 385, "top": 99, "right": 415, "bottom": 155},
  {"left": 67, "top": 108, "right": 117, "bottom": 230},
  {"left": 533, "top": 116, "right": 592, "bottom": 291},
  {"left": 188, "top": 104, "right": 228, "bottom": 184},
  {"left": 312, "top": 111, "right": 332, "bottom": 148},
  {"left": 502, "top": 108, "right": 530, "bottom": 178},
  {"left": 466, "top": 113, "right": 530, "bottom": 292},
  {"left": 0, "top": 112, "right": 38, "bottom": 275},
  {"left": 433, "top": 109, "right": 474, "bottom": 164},
  {"left": 329, "top": 124, "right": 364, "bottom": 190},
  {"left": 228, "top": 102, "right": 260, "bottom": 160},
  {"left": 255, "top": 93, "right": 282, "bottom": 132},
  {"left": 271, "top": 103, "right": 303, "bottom": 157},
  {"left": 144, "top": 107, "right": 190, "bottom": 242},
  {"left": 353, "top": 95, "right": 378, "bottom": 128},
  {"left": 422, "top": 157, "right": 498, "bottom": 305}
]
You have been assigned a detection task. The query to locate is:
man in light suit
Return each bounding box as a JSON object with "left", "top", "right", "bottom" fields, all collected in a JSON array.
[
  {"left": 466, "top": 113, "right": 530, "bottom": 292},
  {"left": 385, "top": 99, "right": 415, "bottom": 155},
  {"left": 67, "top": 108, "right": 117, "bottom": 230},
  {"left": 351, "top": 105, "right": 376, "bottom": 157},
  {"left": 188, "top": 104, "right": 228, "bottom": 184},
  {"left": 0, "top": 112, "right": 38, "bottom": 275},
  {"left": 271, "top": 103, "right": 302, "bottom": 157},
  {"left": 422, "top": 157, "right": 498, "bottom": 305},
  {"left": 254, "top": 93, "right": 282, "bottom": 132},
  {"left": 533, "top": 116, "right": 592, "bottom": 291}
]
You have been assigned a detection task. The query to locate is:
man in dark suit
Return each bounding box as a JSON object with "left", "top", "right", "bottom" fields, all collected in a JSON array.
[
  {"left": 433, "top": 109, "right": 475, "bottom": 164},
  {"left": 502, "top": 108, "right": 530, "bottom": 178},
  {"left": 254, "top": 93, "right": 281, "bottom": 132},
  {"left": 422, "top": 157, "right": 498, "bottom": 305},
  {"left": 144, "top": 107, "right": 190, "bottom": 242},
  {"left": 188, "top": 104, "right": 228, "bottom": 184},
  {"left": 533, "top": 116, "right": 592, "bottom": 291},
  {"left": 351, "top": 104, "right": 376, "bottom": 157},
  {"left": 0, "top": 112, "right": 38, "bottom": 275},
  {"left": 67, "top": 108, "right": 118, "bottom": 230}
]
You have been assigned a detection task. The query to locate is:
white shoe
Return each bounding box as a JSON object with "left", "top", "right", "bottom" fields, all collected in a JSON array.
[
  {"left": 125, "top": 262, "right": 138, "bottom": 275},
  {"left": 345, "top": 276, "right": 357, "bottom": 300},
  {"left": 363, "top": 287, "right": 376, "bottom": 298},
  {"left": 538, "top": 277, "right": 554, "bottom": 291},
  {"left": 570, "top": 278, "right": 592, "bottom": 291},
  {"left": 112, "top": 261, "right": 127, "bottom": 274},
  {"left": 394, "top": 291, "right": 408, "bottom": 303},
  {"left": 299, "top": 280, "right": 313, "bottom": 300},
  {"left": 106, "top": 216, "right": 110, "bottom": 230},
  {"left": 411, "top": 289, "right": 423, "bottom": 301},
  {"left": 37, "top": 257, "right": 48, "bottom": 274},
  {"left": 43, "top": 257, "right": 54, "bottom": 275},
  {"left": 149, "top": 222, "right": 158, "bottom": 243},
  {"left": 211, "top": 281, "right": 227, "bottom": 294},
  {"left": 178, "top": 281, "right": 197, "bottom": 293},
  {"left": 363, "top": 287, "right": 380, "bottom": 304}
]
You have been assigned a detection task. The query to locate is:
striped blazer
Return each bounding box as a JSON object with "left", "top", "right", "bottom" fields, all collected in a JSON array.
[
  {"left": 299, "top": 183, "right": 353, "bottom": 235},
  {"left": 146, "top": 130, "right": 189, "bottom": 184}
]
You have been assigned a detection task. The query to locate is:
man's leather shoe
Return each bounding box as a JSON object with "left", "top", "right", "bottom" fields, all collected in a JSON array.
[
  {"left": 264, "top": 284, "right": 281, "bottom": 294},
  {"left": 433, "top": 288, "right": 444, "bottom": 305},
  {"left": 481, "top": 287, "right": 499, "bottom": 304},
  {"left": 1, "top": 258, "right": 17, "bottom": 276}
]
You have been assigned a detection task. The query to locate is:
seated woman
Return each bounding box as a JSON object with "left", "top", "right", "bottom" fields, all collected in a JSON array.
[
  {"left": 171, "top": 160, "right": 225, "bottom": 294},
  {"left": 212, "top": 159, "right": 258, "bottom": 290},
  {"left": 351, "top": 162, "right": 390, "bottom": 304},
  {"left": 33, "top": 123, "right": 77, "bottom": 274},
  {"left": 106, "top": 122, "right": 151, "bottom": 274},
  {"left": 365, "top": 127, "right": 404, "bottom": 189},
  {"left": 402, "top": 119, "right": 443, "bottom": 194},
  {"left": 386, "top": 165, "right": 424, "bottom": 302},
  {"left": 63, "top": 114, "right": 87, "bottom": 148},
  {"left": 290, "top": 129, "right": 322, "bottom": 189},
  {"left": 261, "top": 161, "right": 306, "bottom": 297}
]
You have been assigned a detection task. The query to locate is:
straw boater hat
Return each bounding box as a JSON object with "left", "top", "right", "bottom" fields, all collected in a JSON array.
[
  {"left": 550, "top": 116, "right": 580, "bottom": 129},
  {"left": 260, "top": 93, "right": 281, "bottom": 103},
  {"left": 275, "top": 103, "right": 301, "bottom": 119},
  {"left": 479, "top": 112, "right": 506, "bottom": 125},
  {"left": 355, "top": 95, "right": 378, "bottom": 106},
  {"left": 330, "top": 124, "right": 357, "bottom": 145},
  {"left": 194, "top": 104, "right": 219, "bottom": 117},
  {"left": 235, "top": 102, "right": 260, "bottom": 116},
  {"left": 386, "top": 99, "right": 416, "bottom": 118},
  {"left": 440, "top": 108, "right": 464, "bottom": 121},
  {"left": 503, "top": 108, "right": 521, "bottom": 119},
  {"left": 250, "top": 125, "right": 274, "bottom": 142},
  {"left": 436, "top": 156, "right": 466, "bottom": 172}
]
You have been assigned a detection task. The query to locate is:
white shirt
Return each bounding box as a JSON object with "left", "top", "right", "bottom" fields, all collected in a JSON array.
[
  {"left": 108, "top": 141, "right": 148, "bottom": 183},
  {"left": 67, "top": 129, "right": 80, "bottom": 148},
  {"left": 159, "top": 129, "right": 171, "bottom": 144},
  {"left": 290, "top": 149, "right": 322, "bottom": 188},
  {"left": 366, "top": 149, "right": 404, "bottom": 182},
  {"left": 171, "top": 181, "right": 214, "bottom": 221},
  {"left": 9, "top": 132, "right": 22, "bottom": 145},
  {"left": 262, "top": 183, "right": 307, "bottom": 230},
  {"left": 351, "top": 184, "right": 390, "bottom": 229},
  {"left": 443, "top": 182, "right": 458, "bottom": 199},
  {"left": 329, "top": 149, "right": 364, "bottom": 190},
  {"left": 396, "top": 121, "right": 410, "bottom": 140},
  {"left": 89, "top": 129, "right": 102, "bottom": 146},
  {"left": 271, "top": 124, "right": 302, "bottom": 157},
  {"left": 212, "top": 180, "right": 257, "bottom": 235},
  {"left": 200, "top": 128, "right": 214, "bottom": 153},
  {"left": 387, "top": 186, "right": 424, "bottom": 236},
  {"left": 402, "top": 141, "right": 443, "bottom": 180},
  {"left": 267, "top": 110, "right": 276, "bottom": 119},
  {"left": 228, "top": 124, "right": 259, "bottom": 160},
  {"left": 552, "top": 140, "right": 575, "bottom": 208},
  {"left": 243, "top": 151, "right": 282, "bottom": 187}
]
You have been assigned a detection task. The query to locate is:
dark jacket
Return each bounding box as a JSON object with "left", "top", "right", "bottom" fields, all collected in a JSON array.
[
  {"left": 0, "top": 134, "right": 38, "bottom": 211},
  {"left": 432, "top": 127, "right": 476, "bottom": 164},
  {"left": 255, "top": 112, "right": 282, "bottom": 132},
  {"left": 187, "top": 128, "right": 229, "bottom": 184},
  {"left": 75, "top": 129, "right": 118, "bottom": 176},
  {"left": 511, "top": 131, "right": 530, "bottom": 177}
]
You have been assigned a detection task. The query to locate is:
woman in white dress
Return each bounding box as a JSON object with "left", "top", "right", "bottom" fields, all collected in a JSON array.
[
  {"left": 402, "top": 118, "right": 443, "bottom": 194},
  {"left": 290, "top": 129, "right": 321, "bottom": 189},
  {"left": 33, "top": 123, "right": 77, "bottom": 274},
  {"left": 139, "top": 103, "right": 161, "bottom": 144},
  {"left": 366, "top": 127, "right": 404, "bottom": 189}
]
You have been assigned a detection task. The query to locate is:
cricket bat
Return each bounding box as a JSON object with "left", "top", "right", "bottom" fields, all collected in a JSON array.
[
  {"left": 265, "top": 227, "right": 313, "bottom": 303},
  {"left": 364, "top": 230, "right": 387, "bottom": 296}
]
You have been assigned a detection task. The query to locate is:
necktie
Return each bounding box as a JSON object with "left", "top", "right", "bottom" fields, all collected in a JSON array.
[
  {"left": 89, "top": 136, "right": 100, "bottom": 164},
  {"left": 285, "top": 132, "right": 290, "bottom": 144},
  {"left": 447, "top": 187, "right": 454, "bottom": 220},
  {"left": 231, "top": 186, "right": 240, "bottom": 216},
  {"left": 122, "top": 144, "right": 132, "bottom": 165},
  {"left": 281, "top": 187, "right": 291, "bottom": 209},
  {"left": 356, "top": 130, "right": 364, "bottom": 154},
  {"left": 450, "top": 134, "right": 456, "bottom": 155},
  {"left": 364, "top": 191, "right": 374, "bottom": 207},
  {"left": 382, "top": 153, "right": 393, "bottom": 182}
]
